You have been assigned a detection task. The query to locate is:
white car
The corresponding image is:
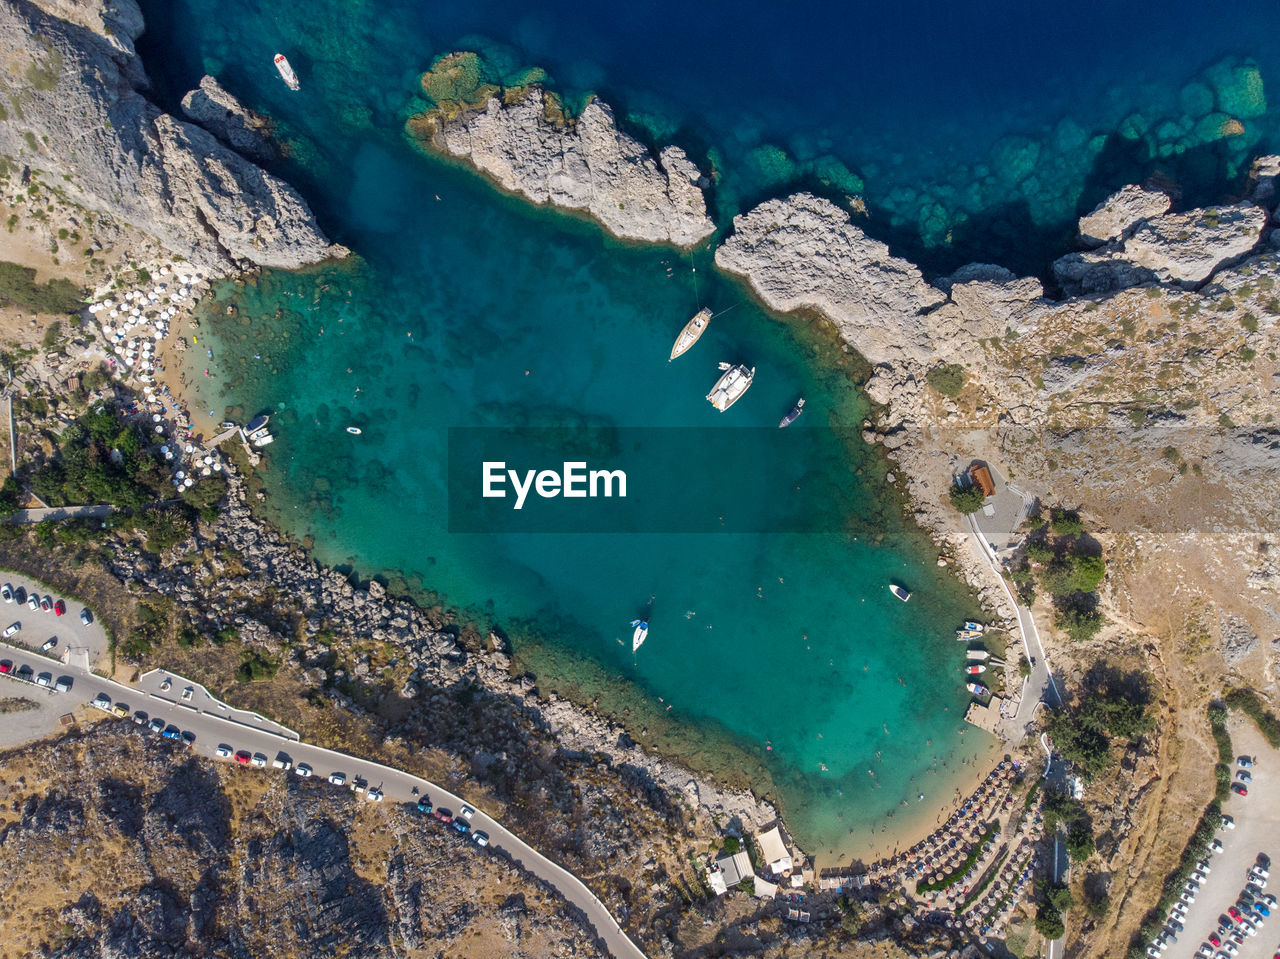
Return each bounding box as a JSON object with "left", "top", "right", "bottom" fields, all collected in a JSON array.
[
  {"left": 1197, "top": 859, "right": 1212, "bottom": 873},
  {"left": 1264, "top": 893, "right": 1277, "bottom": 907},
  {"left": 1252, "top": 865, "right": 1270, "bottom": 880},
  {"left": 366, "top": 787, "right": 384, "bottom": 802},
  {"left": 460, "top": 805, "right": 476, "bottom": 821},
  {"left": 215, "top": 744, "right": 233, "bottom": 758},
  {"left": 2, "top": 622, "right": 18, "bottom": 637},
  {"left": 1, "top": 584, "right": 12, "bottom": 603},
  {"left": 251, "top": 753, "right": 267, "bottom": 768},
  {"left": 1210, "top": 839, "right": 1225, "bottom": 853},
  {"left": 40, "top": 637, "right": 56, "bottom": 651},
  {"left": 1191, "top": 871, "right": 1208, "bottom": 884},
  {"left": 328, "top": 772, "right": 346, "bottom": 786},
  {"left": 25, "top": 595, "right": 38, "bottom": 612},
  {"left": 35, "top": 672, "right": 51, "bottom": 686},
  {"left": 1197, "top": 945, "right": 1214, "bottom": 958},
  {"left": 91, "top": 692, "right": 111, "bottom": 711},
  {"left": 472, "top": 831, "right": 489, "bottom": 847},
  {"left": 1221, "top": 815, "right": 1236, "bottom": 829},
  {"left": 1222, "top": 942, "right": 1239, "bottom": 956},
  {"left": 295, "top": 763, "right": 312, "bottom": 777},
  {"left": 1170, "top": 905, "right": 1187, "bottom": 922}
]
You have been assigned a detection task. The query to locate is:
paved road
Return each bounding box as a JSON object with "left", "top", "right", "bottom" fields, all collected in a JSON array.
[
  {"left": 1162, "top": 719, "right": 1279, "bottom": 959},
  {"left": 0, "top": 640, "right": 647, "bottom": 959}
]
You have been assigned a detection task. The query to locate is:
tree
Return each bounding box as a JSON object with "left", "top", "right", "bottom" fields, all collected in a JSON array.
[
  {"left": 1034, "top": 905, "right": 1065, "bottom": 939},
  {"left": 1026, "top": 540, "right": 1055, "bottom": 565},
  {"left": 1050, "top": 508, "right": 1084, "bottom": 537},
  {"left": 949, "top": 483, "right": 985, "bottom": 514},
  {"left": 0, "top": 475, "right": 20, "bottom": 515},
  {"left": 1066, "top": 821, "right": 1096, "bottom": 862},
  {"left": 1056, "top": 602, "right": 1105, "bottom": 642},
  {"left": 1069, "top": 554, "right": 1106, "bottom": 593}
]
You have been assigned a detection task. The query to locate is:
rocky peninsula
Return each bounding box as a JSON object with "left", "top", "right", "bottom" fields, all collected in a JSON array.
[{"left": 406, "top": 54, "right": 715, "bottom": 248}]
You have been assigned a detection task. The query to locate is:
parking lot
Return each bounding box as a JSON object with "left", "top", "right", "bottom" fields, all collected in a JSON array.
[
  {"left": 1164, "top": 718, "right": 1280, "bottom": 959},
  {"left": 0, "top": 574, "right": 110, "bottom": 672}
]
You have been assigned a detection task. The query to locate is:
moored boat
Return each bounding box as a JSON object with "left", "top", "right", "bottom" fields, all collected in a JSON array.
[
  {"left": 251, "top": 433, "right": 275, "bottom": 448},
  {"left": 670, "top": 308, "right": 711, "bottom": 360},
  {"left": 956, "top": 628, "right": 984, "bottom": 641},
  {"left": 274, "top": 53, "right": 300, "bottom": 91},
  {"left": 966, "top": 664, "right": 987, "bottom": 675},
  {"left": 778, "top": 397, "right": 805, "bottom": 428},
  {"left": 705, "top": 362, "right": 755, "bottom": 411},
  {"left": 963, "top": 621, "right": 985, "bottom": 633},
  {"left": 888, "top": 583, "right": 911, "bottom": 602},
  {"left": 966, "top": 682, "right": 990, "bottom": 697},
  {"left": 346, "top": 427, "right": 362, "bottom": 435},
  {"left": 965, "top": 649, "right": 990, "bottom": 661},
  {"left": 630, "top": 619, "right": 649, "bottom": 653}
]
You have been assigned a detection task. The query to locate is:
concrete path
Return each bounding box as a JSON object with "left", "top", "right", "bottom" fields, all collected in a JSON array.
[
  {"left": 10, "top": 504, "right": 116, "bottom": 524},
  {"left": 0, "top": 639, "right": 646, "bottom": 959}
]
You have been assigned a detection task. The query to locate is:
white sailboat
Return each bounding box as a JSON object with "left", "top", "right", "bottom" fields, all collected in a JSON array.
[
  {"left": 274, "top": 53, "right": 300, "bottom": 91},
  {"left": 630, "top": 619, "right": 649, "bottom": 653},
  {"left": 670, "top": 308, "right": 712, "bottom": 360}
]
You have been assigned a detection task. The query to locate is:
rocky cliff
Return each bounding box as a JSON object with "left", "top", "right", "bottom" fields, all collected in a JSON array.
[
  {"left": 0, "top": 0, "right": 342, "bottom": 274},
  {"left": 410, "top": 84, "right": 715, "bottom": 248}
]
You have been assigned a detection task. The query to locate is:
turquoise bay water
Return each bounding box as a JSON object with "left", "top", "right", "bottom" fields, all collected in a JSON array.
[{"left": 133, "top": 0, "right": 1280, "bottom": 853}]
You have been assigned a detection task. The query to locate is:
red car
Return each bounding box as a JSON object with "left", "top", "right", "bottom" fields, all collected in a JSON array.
[
  {"left": 234, "top": 751, "right": 251, "bottom": 764},
  {"left": 1230, "top": 907, "right": 1243, "bottom": 922},
  {"left": 434, "top": 808, "right": 454, "bottom": 824},
  {"left": 0, "top": 660, "right": 11, "bottom": 674},
  {"left": 53, "top": 600, "right": 65, "bottom": 616},
  {"left": 1209, "top": 934, "right": 1221, "bottom": 946},
  {"left": 1232, "top": 783, "right": 1248, "bottom": 797}
]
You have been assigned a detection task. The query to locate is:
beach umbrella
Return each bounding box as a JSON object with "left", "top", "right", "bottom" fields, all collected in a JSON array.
[
  {"left": 183, "top": 477, "right": 193, "bottom": 487},
  {"left": 164, "top": 451, "right": 174, "bottom": 461},
  {"left": 154, "top": 425, "right": 164, "bottom": 433},
  {"left": 201, "top": 467, "right": 210, "bottom": 476},
  {"left": 175, "top": 471, "right": 184, "bottom": 479},
  {"left": 212, "top": 462, "right": 222, "bottom": 472},
  {"left": 185, "top": 445, "right": 195, "bottom": 453}
]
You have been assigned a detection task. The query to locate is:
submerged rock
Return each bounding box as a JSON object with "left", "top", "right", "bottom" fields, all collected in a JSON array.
[
  {"left": 409, "top": 83, "right": 715, "bottom": 248},
  {"left": 1077, "top": 185, "right": 1171, "bottom": 247},
  {"left": 0, "top": 0, "right": 343, "bottom": 273}
]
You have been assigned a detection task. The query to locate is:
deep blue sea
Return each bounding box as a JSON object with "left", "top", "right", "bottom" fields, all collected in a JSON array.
[{"left": 134, "top": 0, "right": 1280, "bottom": 856}]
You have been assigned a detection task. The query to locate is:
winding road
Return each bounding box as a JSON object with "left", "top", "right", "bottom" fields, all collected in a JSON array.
[{"left": 0, "top": 638, "right": 647, "bottom": 959}]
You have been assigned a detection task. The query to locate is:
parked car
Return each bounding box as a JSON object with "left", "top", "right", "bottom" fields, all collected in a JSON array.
[
  {"left": 15, "top": 664, "right": 31, "bottom": 680},
  {"left": 251, "top": 753, "right": 267, "bottom": 768},
  {"left": 366, "top": 787, "right": 384, "bottom": 802},
  {"left": 416, "top": 797, "right": 433, "bottom": 815},
  {"left": 1191, "top": 870, "right": 1209, "bottom": 884},
  {"left": 435, "top": 808, "right": 453, "bottom": 824},
  {"left": 460, "top": 805, "right": 476, "bottom": 821},
  {"left": 1252, "top": 865, "right": 1270, "bottom": 880},
  {"left": 1254, "top": 903, "right": 1271, "bottom": 918},
  {"left": 1197, "top": 859, "right": 1212, "bottom": 873},
  {"left": 35, "top": 672, "right": 51, "bottom": 686},
  {"left": 1263, "top": 893, "right": 1276, "bottom": 907},
  {"left": 1197, "top": 945, "right": 1215, "bottom": 958},
  {"left": 2, "top": 623, "right": 17, "bottom": 637},
  {"left": 351, "top": 777, "right": 366, "bottom": 794},
  {"left": 452, "top": 819, "right": 470, "bottom": 836},
  {"left": 79, "top": 608, "right": 92, "bottom": 625},
  {"left": 472, "top": 830, "right": 489, "bottom": 847},
  {"left": 1208, "top": 933, "right": 1222, "bottom": 947},
  {"left": 0, "top": 660, "right": 11, "bottom": 673},
  {"left": 1237, "top": 770, "right": 1253, "bottom": 783},
  {"left": 272, "top": 753, "right": 292, "bottom": 770},
  {"left": 161, "top": 725, "right": 180, "bottom": 740},
  {"left": 328, "top": 772, "right": 346, "bottom": 786},
  {"left": 148, "top": 717, "right": 165, "bottom": 733},
  {"left": 181, "top": 731, "right": 196, "bottom": 746},
  {"left": 132, "top": 710, "right": 148, "bottom": 725},
  {"left": 1232, "top": 783, "right": 1248, "bottom": 796},
  {"left": 1238, "top": 756, "right": 1254, "bottom": 768},
  {"left": 40, "top": 637, "right": 56, "bottom": 651},
  {"left": 54, "top": 676, "right": 71, "bottom": 692},
  {"left": 1229, "top": 907, "right": 1244, "bottom": 922},
  {"left": 1, "top": 584, "right": 13, "bottom": 603},
  {"left": 13, "top": 588, "right": 24, "bottom": 604},
  {"left": 1211, "top": 839, "right": 1225, "bottom": 853},
  {"left": 92, "top": 692, "right": 111, "bottom": 711},
  {"left": 234, "top": 751, "right": 251, "bottom": 764},
  {"left": 39, "top": 596, "right": 52, "bottom": 613},
  {"left": 112, "top": 703, "right": 129, "bottom": 717},
  {"left": 295, "top": 763, "right": 312, "bottom": 777},
  {"left": 26, "top": 595, "right": 39, "bottom": 611},
  {"left": 53, "top": 600, "right": 65, "bottom": 617}
]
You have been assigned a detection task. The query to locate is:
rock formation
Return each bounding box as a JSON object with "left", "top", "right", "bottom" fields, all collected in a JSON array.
[
  {"left": 414, "top": 87, "right": 715, "bottom": 248},
  {"left": 0, "top": 0, "right": 343, "bottom": 274},
  {"left": 180, "top": 74, "right": 275, "bottom": 163},
  {"left": 714, "top": 193, "right": 947, "bottom": 366},
  {"left": 1077, "top": 185, "right": 1172, "bottom": 246}
]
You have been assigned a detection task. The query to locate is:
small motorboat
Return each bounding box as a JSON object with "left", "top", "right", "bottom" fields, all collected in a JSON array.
[
  {"left": 966, "top": 664, "right": 987, "bottom": 675},
  {"left": 670, "top": 307, "right": 712, "bottom": 360},
  {"left": 956, "top": 628, "right": 984, "bottom": 641},
  {"left": 346, "top": 427, "right": 362, "bottom": 435},
  {"left": 630, "top": 619, "right": 649, "bottom": 653},
  {"left": 888, "top": 583, "right": 911, "bottom": 602},
  {"left": 966, "top": 649, "right": 990, "bottom": 662},
  {"left": 963, "top": 621, "right": 985, "bottom": 633},
  {"left": 966, "top": 682, "right": 990, "bottom": 697},
  {"left": 778, "top": 397, "right": 805, "bottom": 428},
  {"left": 274, "top": 53, "right": 300, "bottom": 91}
]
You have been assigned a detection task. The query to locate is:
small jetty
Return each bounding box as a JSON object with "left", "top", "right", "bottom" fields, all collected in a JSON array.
[
  {"left": 670, "top": 308, "right": 711, "bottom": 360},
  {"left": 274, "top": 54, "right": 300, "bottom": 91},
  {"left": 705, "top": 362, "right": 754, "bottom": 411}
]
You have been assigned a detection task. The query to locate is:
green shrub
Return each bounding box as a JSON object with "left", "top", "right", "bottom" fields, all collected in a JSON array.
[
  {"left": 949, "top": 483, "right": 985, "bottom": 514},
  {"left": 1050, "top": 508, "right": 1084, "bottom": 537},
  {"left": 1034, "top": 904, "right": 1065, "bottom": 939},
  {"left": 1223, "top": 688, "right": 1280, "bottom": 747},
  {"left": 0, "top": 260, "right": 83, "bottom": 314},
  {"left": 1056, "top": 603, "right": 1105, "bottom": 642},
  {"left": 926, "top": 364, "right": 967, "bottom": 397},
  {"left": 236, "top": 650, "right": 279, "bottom": 683},
  {"left": 1069, "top": 554, "right": 1106, "bottom": 593},
  {"left": 1066, "top": 821, "right": 1095, "bottom": 861}
]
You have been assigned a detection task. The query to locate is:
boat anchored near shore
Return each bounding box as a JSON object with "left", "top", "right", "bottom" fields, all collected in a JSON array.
[
  {"left": 630, "top": 620, "right": 649, "bottom": 653},
  {"left": 274, "top": 53, "right": 300, "bottom": 91},
  {"left": 778, "top": 397, "right": 805, "bottom": 428},
  {"left": 888, "top": 583, "right": 911, "bottom": 602},
  {"left": 670, "top": 308, "right": 711, "bottom": 360},
  {"left": 705, "top": 362, "right": 754, "bottom": 411}
]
